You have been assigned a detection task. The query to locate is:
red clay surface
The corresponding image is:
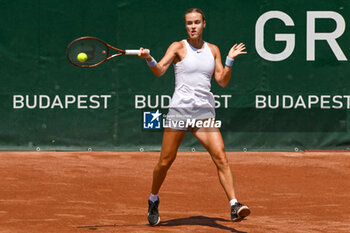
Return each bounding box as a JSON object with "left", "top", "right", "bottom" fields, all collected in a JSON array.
[{"left": 0, "top": 151, "right": 349, "bottom": 233}]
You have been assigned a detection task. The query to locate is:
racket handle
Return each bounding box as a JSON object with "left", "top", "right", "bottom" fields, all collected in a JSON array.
[{"left": 125, "top": 49, "right": 150, "bottom": 55}]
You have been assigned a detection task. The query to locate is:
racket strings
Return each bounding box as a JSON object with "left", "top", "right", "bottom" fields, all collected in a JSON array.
[{"left": 68, "top": 38, "right": 109, "bottom": 67}]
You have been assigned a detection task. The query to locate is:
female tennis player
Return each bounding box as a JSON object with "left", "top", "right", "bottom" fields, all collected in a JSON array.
[{"left": 138, "top": 8, "right": 249, "bottom": 226}]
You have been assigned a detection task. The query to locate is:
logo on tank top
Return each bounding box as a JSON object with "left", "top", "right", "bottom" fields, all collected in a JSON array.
[{"left": 143, "top": 110, "right": 162, "bottom": 129}]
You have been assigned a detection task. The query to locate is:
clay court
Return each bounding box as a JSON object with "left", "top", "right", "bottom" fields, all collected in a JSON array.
[{"left": 0, "top": 151, "right": 349, "bottom": 233}]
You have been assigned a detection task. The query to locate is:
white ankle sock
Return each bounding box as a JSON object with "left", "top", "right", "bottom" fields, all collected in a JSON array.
[
  {"left": 149, "top": 193, "right": 159, "bottom": 202},
  {"left": 230, "top": 198, "right": 238, "bottom": 206}
]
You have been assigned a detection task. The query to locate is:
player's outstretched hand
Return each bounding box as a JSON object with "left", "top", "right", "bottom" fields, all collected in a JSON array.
[
  {"left": 138, "top": 47, "right": 151, "bottom": 59},
  {"left": 228, "top": 43, "right": 247, "bottom": 59}
]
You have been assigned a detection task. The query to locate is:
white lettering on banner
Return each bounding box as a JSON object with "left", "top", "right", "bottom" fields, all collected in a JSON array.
[
  {"left": 77, "top": 95, "right": 88, "bottom": 109},
  {"left": 255, "top": 11, "right": 295, "bottom": 61},
  {"left": 221, "top": 95, "right": 231, "bottom": 108},
  {"left": 343, "top": 96, "right": 350, "bottom": 108},
  {"left": 12, "top": 95, "right": 111, "bottom": 109},
  {"left": 333, "top": 95, "right": 343, "bottom": 109},
  {"left": 65, "top": 95, "right": 76, "bottom": 109},
  {"left": 100, "top": 95, "right": 111, "bottom": 109},
  {"left": 268, "top": 95, "right": 279, "bottom": 109},
  {"left": 40, "top": 95, "right": 50, "bottom": 109},
  {"left": 214, "top": 95, "right": 232, "bottom": 108},
  {"left": 320, "top": 95, "right": 331, "bottom": 109},
  {"left": 255, "top": 11, "right": 347, "bottom": 61},
  {"left": 89, "top": 95, "right": 100, "bottom": 109},
  {"left": 135, "top": 95, "right": 146, "bottom": 109},
  {"left": 13, "top": 95, "right": 24, "bottom": 109},
  {"left": 255, "top": 95, "right": 266, "bottom": 109},
  {"left": 255, "top": 95, "right": 350, "bottom": 109},
  {"left": 294, "top": 96, "right": 307, "bottom": 109},
  {"left": 283, "top": 95, "right": 293, "bottom": 109},
  {"left": 135, "top": 94, "right": 232, "bottom": 109},
  {"left": 51, "top": 95, "right": 64, "bottom": 109},
  {"left": 308, "top": 95, "right": 319, "bottom": 108},
  {"left": 135, "top": 95, "right": 171, "bottom": 109},
  {"left": 26, "top": 95, "right": 37, "bottom": 109},
  {"left": 307, "top": 11, "right": 347, "bottom": 61}
]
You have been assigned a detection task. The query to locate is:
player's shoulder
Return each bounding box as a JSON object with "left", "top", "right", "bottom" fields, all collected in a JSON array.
[
  {"left": 169, "top": 40, "right": 185, "bottom": 50},
  {"left": 206, "top": 42, "right": 220, "bottom": 56}
]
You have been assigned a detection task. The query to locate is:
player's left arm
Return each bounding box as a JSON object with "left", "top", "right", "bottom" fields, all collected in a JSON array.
[{"left": 209, "top": 43, "right": 246, "bottom": 88}]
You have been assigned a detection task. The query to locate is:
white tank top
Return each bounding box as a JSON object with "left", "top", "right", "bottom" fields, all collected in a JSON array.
[{"left": 168, "top": 39, "right": 216, "bottom": 120}]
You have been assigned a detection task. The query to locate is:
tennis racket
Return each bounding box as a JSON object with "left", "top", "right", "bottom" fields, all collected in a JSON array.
[{"left": 66, "top": 36, "right": 149, "bottom": 68}]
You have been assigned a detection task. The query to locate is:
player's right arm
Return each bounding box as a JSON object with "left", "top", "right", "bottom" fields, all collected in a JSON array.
[{"left": 139, "top": 42, "right": 182, "bottom": 77}]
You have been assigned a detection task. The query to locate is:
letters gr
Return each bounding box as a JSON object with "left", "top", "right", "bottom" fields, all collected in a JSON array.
[{"left": 255, "top": 11, "right": 347, "bottom": 61}]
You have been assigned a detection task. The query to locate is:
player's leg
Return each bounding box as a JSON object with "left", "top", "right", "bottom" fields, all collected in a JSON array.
[
  {"left": 191, "top": 126, "right": 236, "bottom": 199},
  {"left": 191, "top": 124, "right": 250, "bottom": 221},
  {"left": 151, "top": 128, "right": 187, "bottom": 194},
  {"left": 148, "top": 128, "right": 186, "bottom": 226}
]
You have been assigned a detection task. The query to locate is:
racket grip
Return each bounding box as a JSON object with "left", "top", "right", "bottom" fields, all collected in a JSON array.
[{"left": 125, "top": 49, "right": 150, "bottom": 55}]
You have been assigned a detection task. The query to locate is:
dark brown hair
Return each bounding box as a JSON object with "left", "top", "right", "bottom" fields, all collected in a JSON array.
[{"left": 184, "top": 8, "right": 206, "bottom": 22}]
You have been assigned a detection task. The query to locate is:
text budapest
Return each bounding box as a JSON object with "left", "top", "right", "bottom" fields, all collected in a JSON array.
[
  {"left": 13, "top": 95, "right": 112, "bottom": 109},
  {"left": 256, "top": 95, "right": 350, "bottom": 109}
]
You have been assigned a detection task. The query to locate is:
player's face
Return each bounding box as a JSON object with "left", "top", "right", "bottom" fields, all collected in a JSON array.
[{"left": 185, "top": 12, "right": 206, "bottom": 39}]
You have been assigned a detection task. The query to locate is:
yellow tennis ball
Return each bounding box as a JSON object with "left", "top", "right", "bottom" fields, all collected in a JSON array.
[{"left": 77, "top": 52, "right": 88, "bottom": 62}]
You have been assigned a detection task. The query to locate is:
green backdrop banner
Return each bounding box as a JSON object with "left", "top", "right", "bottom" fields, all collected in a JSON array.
[{"left": 1, "top": 0, "right": 349, "bottom": 151}]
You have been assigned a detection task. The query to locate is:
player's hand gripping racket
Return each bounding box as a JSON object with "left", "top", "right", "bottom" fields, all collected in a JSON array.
[{"left": 66, "top": 36, "right": 149, "bottom": 68}]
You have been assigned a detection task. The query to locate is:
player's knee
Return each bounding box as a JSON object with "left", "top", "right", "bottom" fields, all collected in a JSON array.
[
  {"left": 157, "top": 159, "right": 174, "bottom": 171},
  {"left": 213, "top": 152, "right": 229, "bottom": 168}
]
